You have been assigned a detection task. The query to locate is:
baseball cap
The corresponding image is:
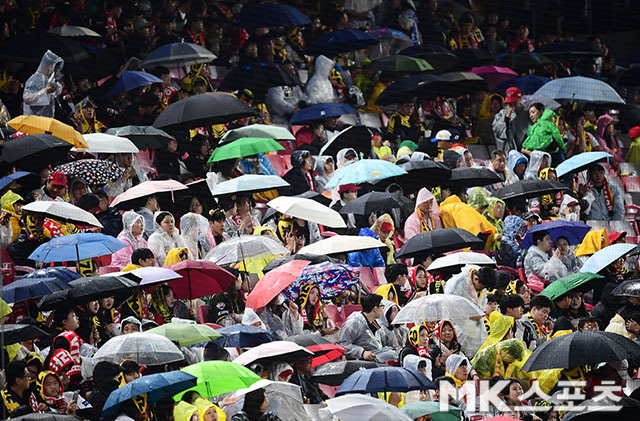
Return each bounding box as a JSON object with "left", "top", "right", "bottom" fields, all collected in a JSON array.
[
  {"left": 608, "top": 231, "right": 627, "bottom": 244},
  {"left": 629, "top": 126, "right": 640, "bottom": 140},
  {"left": 48, "top": 171, "right": 67, "bottom": 187},
  {"left": 338, "top": 184, "right": 361, "bottom": 194},
  {"left": 380, "top": 221, "right": 393, "bottom": 232},
  {"left": 430, "top": 129, "right": 452, "bottom": 143},
  {"left": 522, "top": 211, "right": 541, "bottom": 221},
  {"left": 504, "top": 87, "right": 522, "bottom": 104}
]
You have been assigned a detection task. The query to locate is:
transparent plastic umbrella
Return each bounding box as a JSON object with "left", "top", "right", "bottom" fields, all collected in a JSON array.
[
  {"left": 392, "top": 294, "right": 484, "bottom": 324},
  {"left": 325, "top": 394, "right": 412, "bottom": 421},
  {"left": 92, "top": 332, "right": 184, "bottom": 366},
  {"left": 204, "top": 235, "right": 289, "bottom": 266}
]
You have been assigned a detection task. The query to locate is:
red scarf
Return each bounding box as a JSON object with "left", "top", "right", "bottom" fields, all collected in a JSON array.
[
  {"left": 186, "top": 29, "right": 204, "bottom": 46},
  {"left": 106, "top": 12, "right": 118, "bottom": 43},
  {"left": 589, "top": 178, "right": 614, "bottom": 214},
  {"left": 305, "top": 171, "right": 316, "bottom": 192}
]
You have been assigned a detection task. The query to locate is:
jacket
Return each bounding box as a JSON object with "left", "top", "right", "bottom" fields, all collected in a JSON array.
[
  {"left": 491, "top": 105, "right": 529, "bottom": 152},
  {"left": 522, "top": 109, "right": 566, "bottom": 153},
  {"left": 337, "top": 311, "right": 384, "bottom": 359},
  {"left": 523, "top": 245, "right": 566, "bottom": 282},
  {"left": 97, "top": 206, "right": 124, "bottom": 238},
  {"left": 439, "top": 195, "right": 496, "bottom": 251},
  {"left": 403, "top": 188, "right": 443, "bottom": 241},
  {"left": 376, "top": 299, "right": 408, "bottom": 348},
  {"left": 347, "top": 228, "right": 386, "bottom": 269},
  {"left": 23, "top": 50, "right": 63, "bottom": 117},
  {"left": 584, "top": 181, "right": 624, "bottom": 222},
  {"left": 147, "top": 212, "right": 188, "bottom": 265},
  {"left": 112, "top": 211, "right": 151, "bottom": 269}
]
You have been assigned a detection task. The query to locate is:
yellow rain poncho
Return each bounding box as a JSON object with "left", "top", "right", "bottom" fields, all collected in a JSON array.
[
  {"left": 471, "top": 338, "right": 533, "bottom": 382},
  {"left": 479, "top": 311, "right": 514, "bottom": 351},
  {"left": 574, "top": 228, "right": 608, "bottom": 257},
  {"left": 174, "top": 400, "right": 198, "bottom": 421},
  {"left": 439, "top": 195, "right": 496, "bottom": 251},
  {"left": 164, "top": 247, "right": 189, "bottom": 266},
  {"left": 193, "top": 397, "right": 226, "bottom": 421},
  {"left": 375, "top": 283, "right": 399, "bottom": 305},
  {"left": 1, "top": 299, "right": 20, "bottom": 361},
  {"left": 1, "top": 190, "right": 23, "bottom": 242}
]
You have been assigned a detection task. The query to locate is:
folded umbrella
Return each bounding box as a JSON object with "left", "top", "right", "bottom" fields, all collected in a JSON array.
[
  {"left": 290, "top": 103, "right": 357, "bottom": 125},
  {"left": 48, "top": 25, "right": 101, "bottom": 37},
  {"left": 22, "top": 201, "right": 103, "bottom": 227},
  {"left": 450, "top": 167, "right": 504, "bottom": 188},
  {"left": 581, "top": 244, "right": 637, "bottom": 274},
  {"left": 297, "top": 235, "right": 384, "bottom": 256},
  {"left": 428, "top": 251, "right": 496, "bottom": 271},
  {"left": 204, "top": 235, "right": 289, "bottom": 266},
  {"left": 2, "top": 277, "right": 70, "bottom": 303},
  {"left": 612, "top": 279, "right": 640, "bottom": 297},
  {"left": 339, "top": 191, "right": 405, "bottom": 216},
  {"left": 336, "top": 366, "right": 435, "bottom": 395},
  {"left": 307, "top": 29, "right": 380, "bottom": 56},
  {"left": 312, "top": 361, "right": 381, "bottom": 386},
  {"left": 364, "top": 55, "right": 433, "bottom": 73},
  {"left": 7, "top": 115, "right": 87, "bottom": 148},
  {"left": 208, "top": 138, "right": 285, "bottom": 163},
  {"left": 75, "top": 133, "right": 139, "bottom": 154},
  {"left": 493, "top": 179, "right": 570, "bottom": 201},
  {"left": 0, "top": 134, "right": 72, "bottom": 171},
  {"left": 556, "top": 151, "right": 612, "bottom": 178},
  {"left": 401, "top": 401, "right": 462, "bottom": 421},
  {"left": 246, "top": 260, "right": 310, "bottom": 310},
  {"left": 55, "top": 159, "right": 124, "bottom": 189},
  {"left": 163, "top": 260, "right": 236, "bottom": 299},
  {"left": 267, "top": 196, "right": 347, "bottom": 228},
  {"left": 392, "top": 294, "right": 484, "bottom": 325},
  {"left": 287, "top": 334, "right": 346, "bottom": 367},
  {"left": 0, "top": 171, "right": 41, "bottom": 193},
  {"left": 93, "top": 332, "right": 184, "bottom": 365},
  {"left": 177, "top": 361, "right": 261, "bottom": 400},
  {"left": 319, "top": 125, "right": 374, "bottom": 158},
  {"left": 325, "top": 159, "right": 407, "bottom": 189},
  {"left": 142, "top": 42, "right": 216, "bottom": 69},
  {"left": 539, "top": 272, "right": 603, "bottom": 301},
  {"left": 219, "top": 124, "right": 295, "bottom": 145},
  {"left": 218, "top": 62, "right": 301, "bottom": 95},
  {"left": 29, "top": 233, "right": 126, "bottom": 263},
  {"left": 210, "top": 174, "right": 289, "bottom": 196},
  {"left": 282, "top": 262, "right": 360, "bottom": 301},
  {"left": 519, "top": 220, "right": 591, "bottom": 249},
  {"left": 233, "top": 3, "right": 310, "bottom": 28},
  {"left": 213, "top": 324, "right": 280, "bottom": 348},
  {"left": 103, "top": 71, "right": 163, "bottom": 98},
  {"left": 110, "top": 180, "right": 188, "bottom": 209},
  {"left": 373, "top": 159, "right": 452, "bottom": 191},
  {"left": 533, "top": 76, "right": 625, "bottom": 104},
  {"left": 233, "top": 341, "right": 314, "bottom": 367},
  {"left": 493, "top": 74, "right": 550, "bottom": 94},
  {"left": 0, "top": 324, "right": 50, "bottom": 345},
  {"left": 469, "top": 65, "right": 518, "bottom": 90},
  {"left": 396, "top": 228, "right": 484, "bottom": 259},
  {"left": 326, "top": 394, "right": 413, "bottom": 421},
  {"left": 105, "top": 126, "right": 173, "bottom": 150},
  {"left": 147, "top": 323, "right": 221, "bottom": 347}
]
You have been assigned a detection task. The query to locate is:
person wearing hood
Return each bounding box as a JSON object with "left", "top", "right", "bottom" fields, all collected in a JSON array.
[
  {"left": 376, "top": 299, "right": 409, "bottom": 349},
  {"left": 444, "top": 354, "right": 470, "bottom": 389},
  {"left": 149, "top": 284, "right": 192, "bottom": 325},
  {"left": 559, "top": 195, "right": 581, "bottom": 222},
  {"left": 148, "top": 211, "right": 188, "bottom": 265},
  {"left": 23, "top": 50, "right": 64, "bottom": 117},
  {"left": 522, "top": 150, "right": 550, "bottom": 180},
  {"left": 1, "top": 190, "right": 23, "bottom": 242},
  {"left": 582, "top": 163, "right": 624, "bottom": 221},
  {"left": 336, "top": 148, "right": 358, "bottom": 169},
  {"left": 314, "top": 156, "right": 334, "bottom": 192},
  {"left": 84, "top": 362, "right": 124, "bottom": 419},
  {"left": 296, "top": 283, "right": 335, "bottom": 335},
  {"left": 486, "top": 149, "right": 519, "bottom": 193},
  {"left": 408, "top": 265, "right": 430, "bottom": 299},
  {"left": 120, "top": 316, "right": 142, "bottom": 334},
  {"left": 282, "top": 150, "right": 316, "bottom": 196},
  {"left": 574, "top": 227, "right": 609, "bottom": 263},
  {"left": 594, "top": 114, "right": 624, "bottom": 163},
  {"left": 180, "top": 212, "right": 210, "bottom": 259},
  {"left": 399, "top": 324, "right": 429, "bottom": 365},
  {"left": 439, "top": 193, "right": 496, "bottom": 252},
  {"left": 523, "top": 230, "right": 566, "bottom": 283},
  {"left": 305, "top": 55, "right": 339, "bottom": 104},
  {"left": 174, "top": 400, "right": 199, "bottom": 421},
  {"left": 442, "top": 149, "right": 463, "bottom": 169},
  {"left": 403, "top": 188, "right": 443, "bottom": 242},
  {"left": 521, "top": 104, "right": 566, "bottom": 166},
  {"left": 403, "top": 354, "right": 433, "bottom": 383},
  {"left": 477, "top": 93, "right": 504, "bottom": 146},
  {"left": 434, "top": 320, "right": 463, "bottom": 358},
  {"left": 29, "top": 371, "right": 77, "bottom": 415},
  {"left": 507, "top": 150, "right": 528, "bottom": 180},
  {"left": 483, "top": 197, "right": 505, "bottom": 250},
  {"left": 193, "top": 397, "right": 225, "bottom": 421},
  {"left": 76, "top": 96, "right": 107, "bottom": 134},
  {"left": 112, "top": 211, "right": 153, "bottom": 269},
  {"left": 497, "top": 215, "right": 526, "bottom": 268},
  {"left": 538, "top": 167, "right": 563, "bottom": 219},
  {"left": 295, "top": 121, "right": 326, "bottom": 155}
]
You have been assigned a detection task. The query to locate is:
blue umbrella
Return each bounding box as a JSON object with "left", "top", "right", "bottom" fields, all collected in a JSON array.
[
  {"left": 2, "top": 277, "right": 71, "bottom": 303},
  {"left": 325, "top": 159, "right": 407, "bottom": 189},
  {"left": 290, "top": 103, "right": 356, "bottom": 124},
  {"left": 209, "top": 174, "right": 290, "bottom": 196},
  {"left": 336, "top": 366, "right": 435, "bottom": 395},
  {"left": 234, "top": 3, "right": 310, "bottom": 28},
  {"left": 103, "top": 371, "right": 197, "bottom": 415},
  {"left": 0, "top": 171, "right": 40, "bottom": 192},
  {"left": 103, "top": 71, "right": 163, "bottom": 98},
  {"left": 213, "top": 324, "right": 279, "bottom": 348},
  {"left": 28, "top": 233, "right": 126, "bottom": 263},
  {"left": 493, "top": 75, "right": 550, "bottom": 94},
  {"left": 533, "top": 76, "right": 625, "bottom": 104},
  {"left": 519, "top": 220, "right": 591, "bottom": 249},
  {"left": 581, "top": 244, "right": 637, "bottom": 274},
  {"left": 308, "top": 29, "right": 380, "bottom": 56},
  {"left": 142, "top": 42, "right": 216, "bottom": 69},
  {"left": 23, "top": 266, "right": 82, "bottom": 283},
  {"left": 556, "top": 151, "right": 612, "bottom": 178}
]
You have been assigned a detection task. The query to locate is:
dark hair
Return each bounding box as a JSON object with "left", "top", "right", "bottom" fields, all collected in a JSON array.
[
  {"left": 121, "top": 360, "right": 140, "bottom": 375},
  {"left": 52, "top": 305, "right": 75, "bottom": 329},
  {"left": 204, "top": 342, "right": 230, "bottom": 361},
  {"left": 94, "top": 190, "right": 109, "bottom": 201},
  {"left": 486, "top": 293, "right": 499, "bottom": 304},
  {"left": 207, "top": 209, "right": 226, "bottom": 223},
  {"left": 501, "top": 378, "right": 522, "bottom": 396},
  {"left": 494, "top": 270, "right": 512, "bottom": 290},
  {"left": 530, "top": 295, "right": 553, "bottom": 310},
  {"left": 6, "top": 360, "right": 26, "bottom": 386},
  {"left": 152, "top": 66, "right": 170, "bottom": 78},
  {"left": 131, "top": 248, "right": 154, "bottom": 265},
  {"left": 362, "top": 294, "right": 383, "bottom": 313},
  {"left": 532, "top": 230, "right": 549, "bottom": 246},
  {"left": 578, "top": 315, "right": 599, "bottom": 330},
  {"left": 243, "top": 388, "right": 266, "bottom": 420},
  {"left": 530, "top": 102, "right": 545, "bottom": 114},
  {"left": 476, "top": 266, "right": 496, "bottom": 290},
  {"left": 155, "top": 211, "right": 172, "bottom": 226},
  {"left": 500, "top": 294, "right": 525, "bottom": 313},
  {"left": 181, "top": 390, "right": 201, "bottom": 404},
  {"left": 384, "top": 264, "right": 408, "bottom": 284},
  {"left": 154, "top": 397, "right": 176, "bottom": 421},
  {"left": 491, "top": 149, "right": 506, "bottom": 159},
  {"left": 435, "top": 375, "right": 456, "bottom": 390}
]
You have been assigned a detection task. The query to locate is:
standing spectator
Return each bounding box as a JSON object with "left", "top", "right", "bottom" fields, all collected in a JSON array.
[{"left": 23, "top": 50, "right": 63, "bottom": 117}]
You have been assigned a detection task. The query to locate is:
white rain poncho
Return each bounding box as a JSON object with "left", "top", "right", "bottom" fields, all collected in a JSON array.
[
  {"left": 104, "top": 153, "right": 149, "bottom": 198},
  {"left": 403, "top": 354, "right": 433, "bottom": 382},
  {"left": 523, "top": 150, "right": 550, "bottom": 180},
  {"left": 336, "top": 148, "right": 359, "bottom": 169},
  {"left": 314, "top": 156, "right": 334, "bottom": 192},
  {"left": 23, "top": 50, "right": 64, "bottom": 117},
  {"left": 147, "top": 211, "right": 187, "bottom": 265},
  {"left": 179, "top": 212, "right": 210, "bottom": 260},
  {"left": 523, "top": 244, "right": 567, "bottom": 282},
  {"left": 112, "top": 211, "right": 150, "bottom": 269},
  {"left": 305, "top": 55, "right": 338, "bottom": 104},
  {"left": 376, "top": 299, "right": 408, "bottom": 349}
]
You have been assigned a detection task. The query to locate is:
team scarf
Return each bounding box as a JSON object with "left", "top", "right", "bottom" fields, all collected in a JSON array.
[
  {"left": 418, "top": 209, "right": 435, "bottom": 233},
  {"left": 297, "top": 284, "right": 323, "bottom": 330},
  {"left": 450, "top": 32, "right": 479, "bottom": 50},
  {"left": 121, "top": 288, "right": 148, "bottom": 319},
  {"left": 105, "top": 11, "right": 119, "bottom": 43},
  {"left": 304, "top": 171, "right": 316, "bottom": 191},
  {"left": 588, "top": 177, "right": 614, "bottom": 214},
  {"left": 160, "top": 86, "right": 180, "bottom": 112},
  {"left": 118, "top": 370, "right": 149, "bottom": 419},
  {"left": 407, "top": 325, "right": 428, "bottom": 357},
  {"left": 186, "top": 29, "right": 204, "bottom": 46},
  {"left": 1, "top": 388, "right": 24, "bottom": 415},
  {"left": 80, "top": 109, "right": 107, "bottom": 134},
  {"left": 30, "top": 371, "right": 63, "bottom": 412},
  {"left": 539, "top": 168, "right": 563, "bottom": 206},
  {"left": 526, "top": 312, "right": 548, "bottom": 338},
  {"left": 150, "top": 286, "right": 174, "bottom": 324}
]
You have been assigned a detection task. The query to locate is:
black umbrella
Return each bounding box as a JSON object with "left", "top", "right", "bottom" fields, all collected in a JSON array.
[
  {"left": 142, "top": 42, "right": 217, "bottom": 69},
  {"left": 396, "top": 228, "right": 485, "bottom": 258},
  {"left": 374, "top": 159, "right": 452, "bottom": 192},
  {"left": 399, "top": 43, "right": 458, "bottom": 72},
  {"left": 0, "top": 134, "right": 72, "bottom": 171},
  {"left": 319, "top": 126, "right": 375, "bottom": 158},
  {"left": 438, "top": 72, "right": 489, "bottom": 96},
  {"left": 536, "top": 41, "right": 603, "bottom": 59},
  {"left": 521, "top": 330, "right": 640, "bottom": 372},
  {"left": 452, "top": 49, "right": 494, "bottom": 70},
  {"left": 612, "top": 279, "right": 640, "bottom": 297},
  {"left": 0, "top": 324, "right": 50, "bottom": 345},
  {"left": 449, "top": 167, "right": 503, "bottom": 188},
  {"left": 311, "top": 360, "right": 382, "bottom": 386},
  {"left": 339, "top": 191, "right": 405, "bottom": 216},
  {"left": 494, "top": 179, "right": 570, "bottom": 201},
  {"left": 218, "top": 62, "right": 300, "bottom": 97},
  {"left": 38, "top": 275, "right": 138, "bottom": 309},
  {"left": 153, "top": 93, "right": 256, "bottom": 130},
  {"left": 0, "top": 33, "right": 90, "bottom": 64},
  {"left": 496, "top": 52, "right": 553, "bottom": 72},
  {"left": 562, "top": 396, "right": 640, "bottom": 421},
  {"left": 262, "top": 253, "right": 342, "bottom": 273},
  {"left": 376, "top": 74, "right": 447, "bottom": 105},
  {"left": 12, "top": 412, "right": 82, "bottom": 420}
]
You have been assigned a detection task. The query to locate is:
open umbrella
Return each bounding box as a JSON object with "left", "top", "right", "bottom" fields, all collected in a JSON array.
[
  {"left": 22, "top": 201, "right": 103, "bottom": 227},
  {"left": 93, "top": 332, "right": 184, "bottom": 365},
  {"left": 0, "top": 324, "right": 50, "bottom": 345},
  {"left": 0, "top": 171, "right": 41, "bottom": 193},
  {"left": 393, "top": 294, "right": 484, "bottom": 325},
  {"left": 233, "top": 341, "right": 314, "bottom": 366},
  {"left": 11, "top": 414, "right": 80, "bottom": 421},
  {"left": 0, "top": 33, "right": 89, "bottom": 65},
  {"left": 326, "top": 394, "right": 413, "bottom": 421},
  {"left": 74, "top": 133, "right": 139, "bottom": 154},
  {"left": 373, "top": 159, "right": 452, "bottom": 192},
  {"left": 262, "top": 254, "right": 341, "bottom": 273},
  {"left": 103, "top": 371, "right": 197, "bottom": 415},
  {"left": 234, "top": 3, "right": 310, "bottom": 28},
  {"left": 581, "top": 244, "right": 637, "bottom": 274},
  {"left": 522, "top": 93, "right": 562, "bottom": 111},
  {"left": 282, "top": 262, "right": 360, "bottom": 301},
  {"left": 336, "top": 366, "right": 435, "bottom": 395},
  {"left": 400, "top": 43, "right": 458, "bottom": 72},
  {"left": 0, "top": 135, "right": 72, "bottom": 171},
  {"left": 453, "top": 49, "right": 494, "bottom": 70},
  {"left": 219, "top": 62, "right": 300, "bottom": 95},
  {"left": 450, "top": 167, "right": 504, "bottom": 188},
  {"left": 267, "top": 196, "right": 346, "bottom": 228},
  {"left": 290, "top": 103, "right": 357, "bottom": 125},
  {"left": 493, "top": 75, "right": 550, "bottom": 94},
  {"left": 297, "top": 235, "right": 384, "bottom": 256},
  {"left": 163, "top": 260, "right": 236, "bottom": 299},
  {"left": 364, "top": 55, "right": 433, "bottom": 72},
  {"left": 2, "top": 277, "right": 70, "bottom": 303},
  {"left": 7, "top": 115, "right": 87, "bottom": 148},
  {"left": 213, "top": 324, "right": 280, "bottom": 348},
  {"left": 556, "top": 151, "right": 612, "bottom": 178},
  {"left": 521, "top": 330, "right": 640, "bottom": 371},
  {"left": 496, "top": 52, "right": 552, "bottom": 72},
  {"left": 539, "top": 272, "right": 604, "bottom": 301},
  {"left": 29, "top": 233, "right": 126, "bottom": 263},
  {"left": 311, "top": 360, "right": 381, "bottom": 386},
  {"left": 396, "top": 228, "right": 484, "bottom": 259},
  {"left": 210, "top": 174, "right": 289, "bottom": 196},
  {"left": 307, "top": 29, "right": 380, "bottom": 56},
  {"left": 339, "top": 191, "right": 405, "bottom": 216},
  {"left": 177, "top": 361, "right": 261, "bottom": 399},
  {"left": 208, "top": 138, "right": 285, "bottom": 163},
  {"left": 402, "top": 401, "right": 462, "bottom": 421},
  {"left": 375, "top": 73, "right": 447, "bottom": 105},
  {"left": 103, "top": 71, "right": 163, "bottom": 98},
  {"left": 537, "top": 41, "right": 602, "bottom": 59},
  {"left": 55, "top": 159, "right": 124, "bottom": 188},
  {"left": 219, "top": 124, "right": 295, "bottom": 145},
  {"left": 204, "top": 235, "right": 289, "bottom": 266},
  {"left": 428, "top": 251, "right": 496, "bottom": 271},
  {"left": 325, "top": 159, "right": 407, "bottom": 189},
  {"left": 612, "top": 279, "right": 640, "bottom": 297},
  {"left": 494, "top": 179, "right": 570, "bottom": 201},
  {"left": 533, "top": 76, "right": 625, "bottom": 104},
  {"left": 438, "top": 71, "right": 489, "bottom": 96},
  {"left": 48, "top": 25, "right": 101, "bottom": 37},
  {"left": 110, "top": 180, "right": 188, "bottom": 209},
  {"left": 128, "top": 267, "right": 182, "bottom": 286},
  {"left": 231, "top": 379, "right": 308, "bottom": 421},
  {"left": 519, "top": 220, "right": 591, "bottom": 249},
  {"left": 246, "top": 260, "right": 310, "bottom": 310},
  {"left": 147, "top": 323, "right": 221, "bottom": 347},
  {"left": 23, "top": 267, "right": 81, "bottom": 283},
  {"left": 105, "top": 126, "right": 173, "bottom": 150},
  {"left": 319, "top": 125, "right": 374, "bottom": 158},
  {"left": 287, "top": 334, "right": 346, "bottom": 367},
  {"left": 153, "top": 93, "right": 256, "bottom": 130},
  {"left": 142, "top": 42, "right": 216, "bottom": 69},
  {"left": 469, "top": 66, "right": 518, "bottom": 90},
  {"left": 38, "top": 275, "right": 138, "bottom": 309}
]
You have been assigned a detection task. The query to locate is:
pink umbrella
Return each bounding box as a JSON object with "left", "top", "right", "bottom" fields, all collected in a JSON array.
[
  {"left": 246, "top": 260, "right": 310, "bottom": 310},
  {"left": 164, "top": 260, "right": 236, "bottom": 299},
  {"left": 233, "top": 341, "right": 314, "bottom": 366},
  {"left": 469, "top": 65, "right": 518, "bottom": 90},
  {"left": 110, "top": 180, "right": 188, "bottom": 208}
]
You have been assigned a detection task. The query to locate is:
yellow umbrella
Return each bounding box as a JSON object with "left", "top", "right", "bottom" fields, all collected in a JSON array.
[{"left": 8, "top": 115, "right": 88, "bottom": 148}]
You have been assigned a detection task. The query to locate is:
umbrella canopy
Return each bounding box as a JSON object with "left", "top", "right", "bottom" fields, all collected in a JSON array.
[
  {"left": 103, "top": 71, "right": 163, "bottom": 98},
  {"left": 581, "top": 244, "right": 637, "bottom": 274},
  {"left": 453, "top": 49, "right": 494, "bottom": 70},
  {"left": 246, "top": 260, "right": 310, "bottom": 310},
  {"left": 147, "top": 323, "right": 221, "bottom": 347},
  {"left": 538, "top": 272, "right": 604, "bottom": 301},
  {"left": 234, "top": 3, "right": 310, "bottom": 28},
  {"left": 0, "top": 33, "right": 89, "bottom": 65},
  {"left": 267, "top": 196, "right": 346, "bottom": 228},
  {"left": 110, "top": 180, "right": 188, "bottom": 209},
  {"left": 307, "top": 29, "right": 380, "bottom": 56},
  {"left": 400, "top": 43, "right": 458, "bottom": 72},
  {"left": 290, "top": 103, "right": 357, "bottom": 125},
  {"left": 29, "top": 233, "right": 126, "bottom": 263},
  {"left": 612, "top": 279, "right": 640, "bottom": 297},
  {"left": 401, "top": 402, "right": 462, "bottom": 421},
  {"left": 522, "top": 330, "right": 640, "bottom": 371},
  {"left": 325, "top": 159, "right": 407, "bottom": 189},
  {"left": 468, "top": 66, "right": 518, "bottom": 90},
  {"left": 230, "top": 379, "right": 307, "bottom": 421},
  {"left": 177, "top": 361, "right": 261, "bottom": 399},
  {"left": 522, "top": 94, "right": 562, "bottom": 111},
  {"left": 282, "top": 262, "right": 360, "bottom": 301},
  {"left": 364, "top": 55, "right": 433, "bottom": 72},
  {"left": 163, "top": 260, "right": 236, "bottom": 299},
  {"left": 103, "top": 371, "right": 197, "bottom": 416},
  {"left": 38, "top": 275, "right": 137, "bottom": 310},
  {"left": 22, "top": 201, "right": 103, "bottom": 227},
  {"left": 396, "top": 228, "right": 484, "bottom": 259},
  {"left": 0, "top": 134, "right": 72, "bottom": 170},
  {"left": 0, "top": 324, "right": 50, "bottom": 345},
  {"left": 438, "top": 71, "right": 489, "bottom": 96},
  {"left": 393, "top": 294, "right": 484, "bottom": 324},
  {"left": 494, "top": 179, "right": 570, "bottom": 201},
  {"left": 262, "top": 254, "right": 341, "bottom": 273},
  {"left": 493, "top": 74, "right": 550, "bottom": 94},
  {"left": 12, "top": 415, "right": 80, "bottom": 421},
  {"left": 7, "top": 115, "right": 87, "bottom": 148},
  {"left": 496, "top": 52, "right": 552, "bottom": 72},
  {"left": 153, "top": 93, "right": 256, "bottom": 130},
  {"left": 48, "top": 25, "right": 101, "bottom": 37},
  {"left": 208, "top": 137, "right": 284, "bottom": 163},
  {"left": 519, "top": 220, "right": 591, "bottom": 249},
  {"left": 2, "top": 277, "right": 70, "bottom": 303},
  {"left": 23, "top": 267, "right": 81, "bottom": 283},
  {"left": 312, "top": 361, "right": 382, "bottom": 386},
  {"left": 298, "top": 235, "right": 384, "bottom": 256},
  {"left": 287, "top": 334, "right": 346, "bottom": 367},
  {"left": 105, "top": 126, "right": 173, "bottom": 150},
  {"left": 339, "top": 191, "right": 405, "bottom": 216},
  {"left": 556, "top": 151, "right": 612, "bottom": 178},
  {"left": 213, "top": 324, "right": 280, "bottom": 348},
  {"left": 0, "top": 171, "right": 41, "bottom": 193},
  {"left": 326, "top": 394, "right": 413, "bottom": 421},
  {"left": 55, "top": 159, "right": 124, "bottom": 188},
  {"left": 74, "top": 133, "right": 139, "bottom": 154},
  {"left": 233, "top": 341, "right": 314, "bottom": 366},
  {"left": 219, "top": 62, "right": 300, "bottom": 95},
  {"left": 319, "top": 125, "right": 375, "bottom": 158},
  {"left": 205, "top": 235, "right": 289, "bottom": 266},
  {"left": 336, "top": 366, "right": 435, "bottom": 395},
  {"left": 373, "top": 159, "right": 452, "bottom": 192},
  {"left": 142, "top": 42, "right": 216, "bottom": 68},
  {"left": 93, "top": 332, "right": 184, "bottom": 365},
  {"left": 450, "top": 167, "right": 504, "bottom": 188},
  {"left": 537, "top": 41, "right": 602, "bottom": 59},
  {"left": 210, "top": 174, "right": 289, "bottom": 196},
  {"left": 428, "top": 252, "right": 496, "bottom": 271},
  {"left": 129, "top": 267, "right": 182, "bottom": 286},
  {"left": 375, "top": 73, "right": 448, "bottom": 105},
  {"left": 219, "top": 124, "right": 295, "bottom": 145},
  {"left": 534, "top": 76, "right": 625, "bottom": 104}
]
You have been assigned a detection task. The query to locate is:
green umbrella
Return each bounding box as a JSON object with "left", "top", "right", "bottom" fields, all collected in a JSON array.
[
  {"left": 146, "top": 323, "right": 221, "bottom": 347},
  {"left": 539, "top": 272, "right": 603, "bottom": 301},
  {"left": 208, "top": 137, "right": 285, "bottom": 163},
  {"left": 364, "top": 55, "right": 434, "bottom": 72},
  {"left": 219, "top": 124, "right": 295, "bottom": 145},
  {"left": 175, "top": 361, "right": 261, "bottom": 400},
  {"left": 401, "top": 401, "right": 461, "bottom": 421}
]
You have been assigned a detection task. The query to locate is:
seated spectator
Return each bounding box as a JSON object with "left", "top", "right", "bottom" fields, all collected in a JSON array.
[{"left": 523, "top": 230, "right": 566, "bottom": 282}]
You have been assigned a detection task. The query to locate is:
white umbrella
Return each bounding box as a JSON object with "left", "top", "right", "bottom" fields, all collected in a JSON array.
[
  {"left": 204, "top": 235, "right": 289, "bottom": 266},
  {"left": 210, "top": 174, "right": 290, "bottom": 196},
  {"left": 48, "top": 25, "right": 101, "bottom": 37},
  {"left": 392, "top": 294, "right": 484, "bottom": 324},
  {"left": 22, "top": 201, "right": 103, "bottom": 227},
  {"left": 232, "top": 379, "right": 310, "bottom": 421},
  {"left": 298, "top": 235, "right": 384, "bottom": 255},
  {"left": 325, "top": 394, "right": 412, "bottom": 421},
  {"left": 111, "top": 180, "right": 188, "bottom": 208},
  {"left": 428, "top": 252, "right": 496, "bottom": 271},
  {"left": 267, "top": 196, "right": 347, "bottom": 228},
  {"left": 73, "top": 133, "right": 140, "bottom": 154},
  {"left": 232, "top": 341, "right": 313, "bottom": 366},
  {"left": 103, "top": 267, "right": 182, "bottom": 286},
  {"left": 522, "top": 94, "right": 561, "bottom": 111},
  {"left": 92, "top": 332, "right": 184, "bottom": 365},
  {"left": 219, "top": 124, "right": 295, "bottom": 145}
]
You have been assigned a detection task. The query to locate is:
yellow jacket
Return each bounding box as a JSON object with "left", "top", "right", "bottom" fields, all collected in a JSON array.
[
  {"left": 574, "top": 228, "right": 608, "bottom": 257},
  {"left": 439, "top": 195, "right": 496, "bottom": 251}
]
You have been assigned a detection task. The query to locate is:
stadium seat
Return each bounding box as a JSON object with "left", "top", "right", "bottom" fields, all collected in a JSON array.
[
  {"left": 198, "top": 304, "right": 209, "bottom": 324},
  {"left": 324, "top": 304, "right": 343, "bottom": 328},
  {"left": 623, "top": 176, "right": 640, "bottom": 192},
  {"left": 341, "top": 304, "right": 362, "bottom": 321},
  {"left": 586, "top": 220, "right": 611, "bottom": 232}
]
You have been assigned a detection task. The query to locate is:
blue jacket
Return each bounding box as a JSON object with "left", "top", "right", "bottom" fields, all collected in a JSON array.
[{"left": 348, "top": 228, "right": 385, "bottom": 269}]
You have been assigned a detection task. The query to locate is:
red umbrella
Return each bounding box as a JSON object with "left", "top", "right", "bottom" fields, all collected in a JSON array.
[
  {"left": 469, "top": 65, "right": 518, "bottom": 90},
  {"left": 307, "top": 343, "right": 346, "bottom": 368},
  {"left": 245, "top": 260, "right": 310, "bottom": 309},
  {"left": 164, "top": 260, "right": 236, "bottom": 299}
]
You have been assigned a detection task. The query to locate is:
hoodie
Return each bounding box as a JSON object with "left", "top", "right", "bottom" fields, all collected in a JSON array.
[
  {"left": 403, "top": 188, "right": 443, "bottom": 241},
  {"left": 147, "top": 211, "right": 187, "bottom": 265},
  {"left": 507, "top": 150, "right": 528, "bottom": 179},
  {"left": 595, "top": 114, "right": 624, "bottom": 162},
  {"left": 347, "top": 227, "right": 386, "bottom": 269},
  {"left": 23, "top": 50, "right": 64, "bottom": 117},
  {"left": 376, "top": 299, "right": 408, "bottom": 348},
  {"left": 523, "top": 150, "right": 550, "bottom": 180},
  {"left": 112, "top": 211, "right": 151, "bottom": 269}
]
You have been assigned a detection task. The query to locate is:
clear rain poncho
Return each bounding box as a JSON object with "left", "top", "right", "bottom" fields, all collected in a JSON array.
[
  {"left": 23, "top": 50, "right": 64, "bottom": 117},
  {"left": 112, "top": 211, "right": 151, "bottom": 269},
  {"left": 103, "top": 153, "right": 149, "bottom": 198},
  {"left": 147, "top": 211, "right": 188, "bottom": 265},
  {"left": 523, "top": 150, "right": 550, "bottom": 180},
  {"left": 179, "top": 212, "right": 210, "bottom": 260},
  {"left": 305, "top": 55, "right": 338, "bottom": 104}
]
